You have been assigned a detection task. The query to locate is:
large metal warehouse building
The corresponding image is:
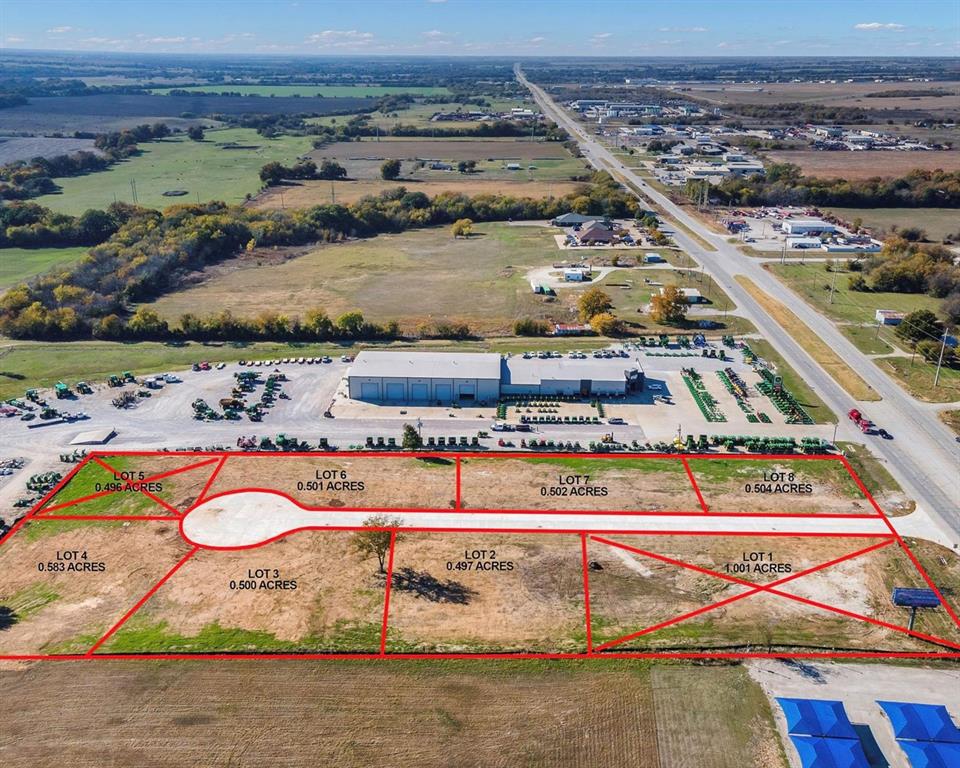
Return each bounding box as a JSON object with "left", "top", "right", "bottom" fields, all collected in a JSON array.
[
  {"left": 347, "top": 351, "right": 501, "bottom": 404},
  {"left": 347, "top": 351, "right": 643, "bottom": 404},
  {"left": 501, "top": 356, "right": 644, "bottom": 397}
]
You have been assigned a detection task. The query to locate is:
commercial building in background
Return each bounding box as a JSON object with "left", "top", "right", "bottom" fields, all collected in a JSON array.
[{"left": 347, "top": 351, "right": 645, "bottom": 403}]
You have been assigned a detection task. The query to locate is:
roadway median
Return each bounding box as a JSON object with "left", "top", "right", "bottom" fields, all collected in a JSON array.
[{"left": 735, "top": 276, "right": 881, "bottom": 403}]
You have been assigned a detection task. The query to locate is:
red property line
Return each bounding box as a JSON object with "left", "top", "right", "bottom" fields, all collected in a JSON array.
[
  {"left": 91, "top": 456, "right": 183, "bottom": 518},
  {"left": 195, "top": 455, "right": 228, "bottom": 507},
  {"left": 838, "top": 454, "right": 960, "bottom": 633},
  {"left": 379, "top": 530, "right": 398, "bottom": 655},
  {"left": 591, "top": 537, "right": 895, "bottom": 651},
  {"left": 589, "top": 534, "right": 960, "bottom": 651},
  {"left": 455, "top": 456, "right": 462, "bottom": 510},
  {"left": 0, "top": 455, "right": 94, "bottom": 549},
  {"left": 2, "top": 650, "right": 959, "bottom": 663},
  {"left": 681, "top": 457, "right": 709, "bottom": 513},
  {"left": 38, "top": 456, "right": 220, "bottom": 516},
  {"left": 37, "top": 514, "right": 179, "bottom": 522},
  {"left": 86, "top": 546, "right": 199, "bottom": 656},
  {"left": 85, "top": 450, "right": 848, "bottom": 461},
  {"left": 580, "top": 533, "right": 593, "bottom": 654}
]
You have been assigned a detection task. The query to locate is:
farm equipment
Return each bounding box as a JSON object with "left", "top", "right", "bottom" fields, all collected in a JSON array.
[
  {"left": 122, "top": 371, "right": 135, "bottom": 383},
  {"left": 54, "top": 382, "right": 71, "bottom": 399},
  {"left": 108, "top": 375, "right": 124, "bottom": 387},
  {"left": 112, "top": 391, "right": 137, "bottom": 409},
  {"left": 848, "top": 408, "right": 873, "bottom": 433},
  {"left": 219, "top": 398, "right": 244, "bottom": 410},
  {"left": 25, "top": 389, "right": 40, "bottom": 402},
  {"left": 76, "top": 381, "right": 93, "bottom": 395}
]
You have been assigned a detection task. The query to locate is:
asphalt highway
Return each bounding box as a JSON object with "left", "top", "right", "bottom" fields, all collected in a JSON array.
[{"left": 517, "top": 67, "right": 960, "bottom": 543}]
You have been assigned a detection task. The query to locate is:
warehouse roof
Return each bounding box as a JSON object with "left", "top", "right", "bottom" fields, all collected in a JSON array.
[
  {"left": 502, "top": 356, "right": 643, "bottom": 386},
  {"left": 349, "top": 351, "right": 501, "bottom": 380}
]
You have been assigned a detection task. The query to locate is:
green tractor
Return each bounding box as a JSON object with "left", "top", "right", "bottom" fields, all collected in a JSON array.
[
  {"left": 54, "top": 382, "right": 71, "bottom": 399},
  {"left": 76, "top": 381, "right": 93, "bottom": 395}
]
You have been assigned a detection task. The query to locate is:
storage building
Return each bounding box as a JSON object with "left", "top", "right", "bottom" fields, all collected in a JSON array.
[
  {"left": 502, "top": 356, "right": 644, "bottom": 397},
  {"left": 783, "top": 219, "right": 838, "bottom": 235},
  {"left": 347, "top": 351, "right": 501, "bottom": 405}
]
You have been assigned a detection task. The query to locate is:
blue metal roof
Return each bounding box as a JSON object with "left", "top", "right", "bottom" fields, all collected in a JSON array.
[
  {"left": 898, "top": 741, "right": 960, "bottom": 768},
  {"left": 878, "top": 701, "right": 960, "bottom": 743},
  {"left": 778, "top": 698, "right": 859, "bottom": 739},
  {"left": 892, "top": 588, "right": 942, "bottom": 608},
  {"left": 789, "top": 736, "right": 870, "bottom": 768}
]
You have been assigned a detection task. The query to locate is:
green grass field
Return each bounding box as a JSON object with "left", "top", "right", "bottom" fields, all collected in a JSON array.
[
  {"left": 33, "top": 128, "right": 313, "bottom": 214},
  {"left": 824, "top": 207, "right": 959, "bottom": 242},
  {"left": 767, "top": 262, "right": 940, "bottom": 326},
  {"left": 0, "top": 247, "right": 89, "bottom": 290},
  {"left": 149, "top": 84, "right": 451, "bottom": 97},
  {"left": 0, "top": 336, "right": 622, "bottom": 400}
]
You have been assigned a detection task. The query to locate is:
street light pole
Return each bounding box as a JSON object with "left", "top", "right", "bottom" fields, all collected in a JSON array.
[{"left": 933, "top": 331, "right": 949, "bottom": 387}]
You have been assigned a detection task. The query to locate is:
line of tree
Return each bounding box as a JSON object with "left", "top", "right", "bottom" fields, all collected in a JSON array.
[
  {"left": 714, "top": 164, "right": 960, "bottom": 208},
  {"left": 0, "top": 201, "right": 140, "bottom": 248},
  {"left": 0, "top": 123, "right": 174, "bottom": 201},
  {"left": 848, "top": 236, "right": 960, "bottom": 326},
  {"left": 259, "top": 158, "right": 346, "bottom": 186},
  {"left": 0, "top": 172, "right": 638, "bottom": 340}
]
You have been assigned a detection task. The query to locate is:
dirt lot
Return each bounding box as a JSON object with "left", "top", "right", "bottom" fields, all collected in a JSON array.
[
  {"left": 101, "top": 530, "right": 385, "bottom": 652},
  {"left": 0, "top": 659, "right": 790, "bottom": 767},
  {"left": 386, "top": 532, "right": 584, "bottom": 652},
  {"left": 686, "top": 458, "right": 873, "bottom": 515},
  {"left": 587, "top": 533, "right": 960, "bottom": 653},
  {"left": 0, "top": 519, "right": 189, "bottom": 654},
  {"left": 42, "top": 455, "right": 221, "bottom": 517},
  {"left": 204, "top": 455, "right": 457, "bottom": 510},
  {"left": 254, "top": 177, "right": 586, "bottom": 208},
  {"left": 766, "top": 149, "right": 960, "bottom": 179},
  {"left": 458, "top": 457, "right": 701, "bottom": 512}
]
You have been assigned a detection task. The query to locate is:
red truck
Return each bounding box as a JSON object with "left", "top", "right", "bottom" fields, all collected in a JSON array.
[{"left": 848, "top": 408, "right": 872, "bottom": 433}]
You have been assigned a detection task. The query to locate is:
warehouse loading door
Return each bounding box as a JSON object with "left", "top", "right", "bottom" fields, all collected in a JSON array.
[
  {"left": 458, "top": 384, "right": 476, "bottom": 401},
  {"left": 360, "top": 382, "right": 380, "bottom": 400},
  {"left": 435, "top": 384, "right": 452, "bottom": 402},
  {"left": 410, "top": 383, "right": 429, "bottom": 401},
  {"left": 385, "top": 383, "right": 405, "bottom": 401},
  {"left": 580, "top": 379, "right": 592, "bottom": 396}
]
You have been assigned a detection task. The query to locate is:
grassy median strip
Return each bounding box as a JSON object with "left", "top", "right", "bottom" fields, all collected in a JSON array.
[{"left": 736, "top": 275, "right": 881, "bottom": 402}]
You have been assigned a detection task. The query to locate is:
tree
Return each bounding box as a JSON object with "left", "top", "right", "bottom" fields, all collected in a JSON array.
[
  {"left": 352, "top": 515, "right": 402, "bottom": 574},
  {"left": 380, "top": 159, "right": 401, "bottom": 180},
  {"left": 577, "top": 286, "right": 613, "bottom": 322},
  {"left": 318, "top": 160, "right": 347, "bottom": 180},
  {"left": 187, "top": 126, "right": 205, "bottom": 141},
  {"left": 336, "top": 310, "right": 365, "bottom": 336},
  {"left": 127, "top": 307, "right": 169, "bottom": 338},
  {"left": 259, "top": 161, "right": 285, "bottom": 186},
  {"left": 401, "top": 423, "right": 422, "bottom": 450},
  {"left": 895, "top": 308, "right": 943, "bottom": 346},
  {"left": 457, "top": 160, "right": 476, "bottom": 174},
  {"left": 590, "top": 312, "right": 622, "bottom": 336},
  {"left": 514, "top": 317, "right": 550, "bottom": 336},
  {"left": 451, "top": 218, "right": 473, "bottom": 238},
  {"left": 650, "top": 284, "right": 688, "bottom": 324}
]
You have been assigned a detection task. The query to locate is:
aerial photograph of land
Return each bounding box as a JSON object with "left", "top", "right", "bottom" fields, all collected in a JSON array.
[{"left": 0, "top": 0, "right": 958, "bottom": 766}]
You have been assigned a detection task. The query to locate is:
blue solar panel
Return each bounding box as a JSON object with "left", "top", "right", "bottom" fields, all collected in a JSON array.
[
  {"left": 893, "top": 588, "right": 942, "bottom": 608},
  {"left": 778, "top": 698, "right": 858, "bottom": 739},
  {"left": 878, "top": 701, "right": 960, "bottom": 743},
  {"left": 790, "top": 736, "right": 871, "bottom": 768},
  {"left": 898, "top": 741, "right": 960, "bottom": 768}
]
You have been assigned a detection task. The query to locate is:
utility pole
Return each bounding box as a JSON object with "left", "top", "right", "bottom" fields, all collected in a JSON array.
[
  {"left": 933, "top": 330, "right": 949, "bottom": 387},
  {"left": 828, "top": 264, "right": 839, "bottom": 304}
]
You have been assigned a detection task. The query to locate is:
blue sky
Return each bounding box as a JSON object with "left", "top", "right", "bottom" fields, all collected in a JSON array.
[{"left": 2, "top": 0, "right": 958, "bottom": 56}]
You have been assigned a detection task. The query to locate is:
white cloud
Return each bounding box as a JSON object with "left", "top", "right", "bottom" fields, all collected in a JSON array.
[
  {"left": 427, "top": 0, "right": 447, "bottom": 3},
  {"left": 854, "top": 22, "right": 905, "bottom": 30},
  {"left": 528, "top": 36, "right": 545, "bottom": 44},
  {"left": 4, "top": 36, "right": 26, "bottom": 43},
  {"left": 589, "top": 32, "right": 612, "bottom": 45},
  {"left": 305, "top": 30, "right": 375, "bottom": 47},
  {"left": 145, "top": 36, "right": 186, "bottom": 44},
  {"left": 47, "top": 26, "right": 74, "bottom": 34},
  {"left": 423, "top": 29, "right": 448, "bottom": 39},
  {"left": 658, "top": 26, "right": 707, "bottom": 33}
]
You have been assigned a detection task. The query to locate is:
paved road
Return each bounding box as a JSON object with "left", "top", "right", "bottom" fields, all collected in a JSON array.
[{"left": 517, "top": 67, "right": 960, "bottom": 543}]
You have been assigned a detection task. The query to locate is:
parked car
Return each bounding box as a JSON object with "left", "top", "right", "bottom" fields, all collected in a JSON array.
[
  {"left": 515, "top": 423, "right": 533, "bottom": 432},
  {"left": 608, "top": 417, "right": 626, "bottom": 425}
]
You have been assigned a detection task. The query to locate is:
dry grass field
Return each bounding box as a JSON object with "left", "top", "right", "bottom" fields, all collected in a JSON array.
[
  {"left": 0, "top": 519, "right": 190, "bottom": 655},
  {"left": 587, "top": 533, "right": 960, "bottom": 653},
  {"left": 766, "top": 149, "right": 960, "bottom": 179},
  {"left": 386, "top": 532, "right": 585, "bottom": 652},
  {"left": 458, "top": 457, "right": 701, "bottom": 512},
  {"left": 0, "top": 659, "right": 786, "bottom": 767},
  {"left": 102, "top": 530, "right": 386, "bottom": 653},
  {"left": 254, "top": 177, "right": 586, "bottom": 208},
  {"left": 205, "top": 455, "right": 458, "bottom": 509},
  {"left": 677, "top": 80, "right": 960, "bottom": 112}
]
